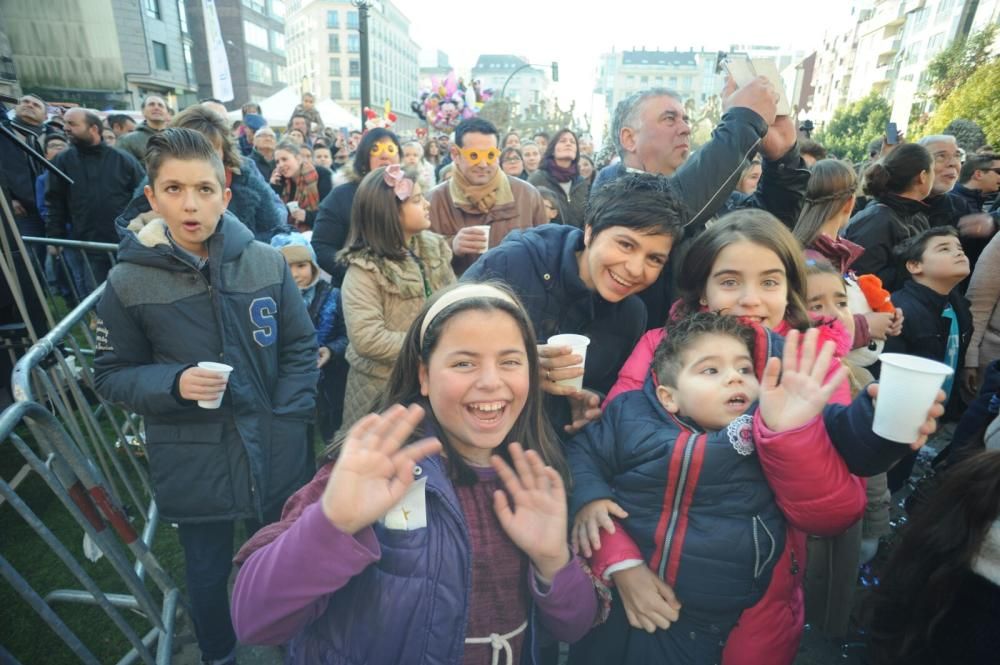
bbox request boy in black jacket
[93,128,317,665]
[885,226,972,488]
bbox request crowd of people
[2,77,1000,665]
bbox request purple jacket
[231,453,601,664]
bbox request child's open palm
[321,404,442,535]
[759,329,849,433]
[492,443,571,583]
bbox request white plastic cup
[547,334,591,390]
[286,201,300,213]
[470,225,490,253]
[196,361,233,409]
[873,353,953,443]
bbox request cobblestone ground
[175,435,952,665]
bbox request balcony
[879,37,903,58]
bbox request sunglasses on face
[459,147,501,166]
[370,142,398,157]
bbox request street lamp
[352,0,372,129]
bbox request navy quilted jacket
[569,376,785,625]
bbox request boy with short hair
[886,226,973,416]
[93,127,318,665]
[312,144,333,170]
[568,312,891,663]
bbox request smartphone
[886,122,898,144]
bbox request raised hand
[612,564,682,633]
[759,115,798,161]
[321,404,442,535]
[492,443,570,583]
[572,498,629,558]
[758,328,849,433]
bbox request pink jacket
[591,317,864,665]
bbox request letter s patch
[249,297,277,347]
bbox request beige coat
[965,232,1000,377]
[428,173,547,275]
[339,231,455,428]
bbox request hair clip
[383,163,414,201]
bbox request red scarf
[282,160,321,213]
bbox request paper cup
[470,225,490,253]
[286,201,300,213]
[547,334,591,390]
[873,353,952,443]
[196,361,233,409]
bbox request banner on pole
[202,0,234,102]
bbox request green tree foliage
[925,59,1000,148]
[814,92,891,163]
[923,24,998,106]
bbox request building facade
[471,54,549,121]
[185,0,287,108]
[810,0,984,133]
[285,0,419,129]
[1,0,197,109]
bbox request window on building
[242,0,266,13]
[348,34,359,53]
[145,0,161,19]
[350,79,360,99]
[270,0,285,19]
[183,41,195,83]
[275,64,286,82]
[244,20,269,50]
[347,10,359,29]
[327,10,339,28]
[329,57,340,75]
[349,59,360,76]
[177,0,188,32]
[668,76,677,88]
[911,7,929,30]
[152,41,169,70]
[248,58,273,84]
[271,31,285,54]
[926,32,945,55]
[328,34,340,52]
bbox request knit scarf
[450,164,511,214]
[283,160,321,212]
[9,118,45,178]
[542,156,578,183]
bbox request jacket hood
[271,232,321,288]
[114,192,254,268]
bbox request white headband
[419,284,519,343]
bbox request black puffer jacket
[93,202,318,523]
[528,169,590,228]
[844,194,934,292]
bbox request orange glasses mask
[370,142,399,157]
[458,146,502,166]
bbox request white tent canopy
[227,87,361,131]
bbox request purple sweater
[231,459,601,664]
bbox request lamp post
[353,0,372,130]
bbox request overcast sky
[391,0,857,134]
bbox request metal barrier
[0,399,179,664]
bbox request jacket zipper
[752,515,777,579]
[657,418,703,580]
[170,247,262,514]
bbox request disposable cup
[286,201,300,213]
[873,353,953,443]
[470,225,490,253]
[546,334,591,391]
[196,361,233,409]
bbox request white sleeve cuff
[602,558,644,580]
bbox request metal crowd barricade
[0,400,179,665]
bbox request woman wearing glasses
[311,128,402,285]
[528,128,591,228]
[428,118,548,276]
[500,147,528,180]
